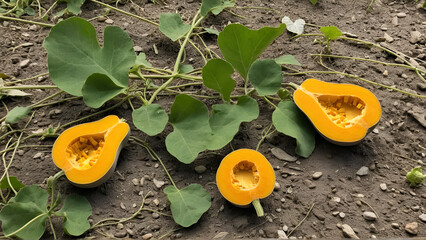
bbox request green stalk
[0,15,53,28]
[252,199,264,217]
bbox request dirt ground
[1,0,426,239]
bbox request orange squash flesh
[52,115,129,188]
[293,79,381,146]
[216,149,275,207]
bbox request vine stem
[0,15,54,28]
[90,0,159,26]
[288,203,315,237]
[252,199,264,217]
[5,72,49,85]
[256,124,275,152]
[3,213,48,238]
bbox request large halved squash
[52,115,129,188]
[293,78,381,146]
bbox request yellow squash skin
[293,79,381,146]
[216,149,275,206]
[52,115,130,188]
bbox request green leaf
[135,53,152,68]
[132,104,169,136]
[5,106,31,124]
[277,89,292,101]
[44,17,135,96]
[218,23,286,80]
[0,72,10,78]
[0,176,25,191]
[320,26,342,41]
[406,166,425,187]
[165,95,211,164]
[164,184,211,227]
[159,13,191,42]
[178,64,194,73]
[281,16,305,35]
[275,55,301,66]
[200,0,221,16]
[23,6,35,16]
[211,0,235,15]
[248,59,283,96]
[272,101,315,158]
[55,194,92,236]
[208,96,259,150]
[81,73,126,108]
[310,0,318,5]
[202,58,235,102]
[67,0,84,15]
[55,8,67,17]
[204,27,220,35]
[0,185,48,240]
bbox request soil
[1,0,426,239]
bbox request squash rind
[293,79,381,146]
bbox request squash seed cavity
[317,95,365,128]
[231,161,260,190]
[66,134,105,169]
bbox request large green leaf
[200,0,221,16]
[208,96,259,150]
[159,13,190,42]
[217,23,286,80]
[164,184,211,227]
[43,17,135,96]
[81,73,126,108]
[165,95,211,164]
[5,106,31,124]
[0,176,25,191]
[202,58,235,102]
[67,0,85,15]
[0,185,48,240]
[248,59,283,96]
[132,104,169,136]
[55,194,92,236]
[272,101,315,158]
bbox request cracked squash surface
[52,115,129,188]
[294,79,381,146]
[216,149,275,206]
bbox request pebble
[120,202,126,210]
[417,83,426,91]
[372,128,379,134]
[304,179,316,189]
[392,16,398,26]
[142,233,153,240]
[396,12,406,18]
[341,224,359,239]
[369,224,377,233]
[114,230,127,238]
[194,165,207,174]
[117,223,124,229]
[153,198,160,206]
[312,172,323,180]
[380,183,387,191]
[339,212,346,218]
[419,213,426,222]
[132,178,139,186]
[213,232,229,239]
[410,31,423,44]
[391,223,400,229]
[383,33,394,43]
[274,182,281,191]
[153,178,165,189]
[134,46,143,52]
[383,70,388,77]
[405,222,418,235]
[356,166,369,176]
[271,148,298,162]
[126,228,135,236]
[19,59,30,68]
[105,18,114,24]
[152,212,160,219]
[362,211,377,221]
[283,225,289,231]
[277,230,288,239]
[33,152,43,159]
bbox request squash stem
[252,199,264,217]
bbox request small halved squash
[216,149,275,216]
[52,115,130,188]
[293,78,381,145]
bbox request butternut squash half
[52,115,130,188]
[293,79,381,146]
[216,149,275,216]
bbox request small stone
[277,230,288,239]
[33,152,43,159]
[332,211,339,216]
[114,230,127,238]
[274,182,281,191]
[29,25,39,31]
[405,222,418,235]
[339,212,346,218]
[153,178,165,189]
[304,179,316,189]
[383,33,394,43]
[362,211,377,221]
[341,224,359,239]
[412,205,420,211]
[312,172,323,180]
[132,178,139,186]
[380,183,387,191]
[105,18,114,24]
[97,16,107,22]
[356,166,369,176]
[126,228,135,236]
[332,197,341,203]
[369,223,377,233]
[134,46,143,52]
[152,212,160,219]
[194,165,207,174]
[120,202,126,210]
[142,233,153,240]
[372,128,379,134]
[117,223,124,229]
[419,214,426,222]
[392,16,398,26]
[391,223,400,229]
[213,232,229,239]
[271,148,298,162]
[19,59,30,68]
[417,83,426,91]
[153,198,160,206]
[410,31,423,44]
[383,70,388,76]
[396,12,406,18]
[283,225,289,231]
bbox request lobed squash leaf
[178,64,194,74]
[81,73,127,108]
[132,104,169,136]
[320,26,342,41]
[281,16,305,35]
[159,13,191,42]
[217,23,286,80]
[5,106,32,124]
[134,53,152,68]
[0,176,25,191]
[202,58,235,102]
[275,55,301,66]
[164,184,211,227]
[43,17,135,97]
[272,101,315,158]
[248,59,283,96]
[201,0,235,16]
[54,194,92,236]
